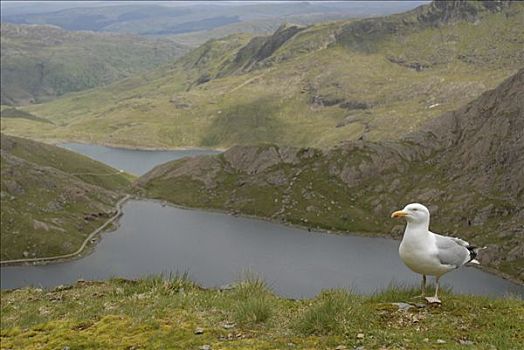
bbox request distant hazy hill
[1,2,427,45]
[138,69,524,281]
[6,1,522,149]
[0,135,132,260]
[0,23,186,105]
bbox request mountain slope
[4,1,522,149]
[138,69,524,281]
[0,135,132,260]
[0,23,186,105]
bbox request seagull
[391,203,480,304]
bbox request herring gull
[391,203,480,304]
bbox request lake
[60,143,221,175]
[1,145,522,298]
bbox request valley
[1,1,522,149]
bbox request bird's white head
[391,203,430,226]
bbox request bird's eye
[412,208,418,211]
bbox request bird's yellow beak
[391,210,408,219]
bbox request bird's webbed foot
[424,296,442,304]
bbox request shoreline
[135,196,524,287]
[53,138,226,152]
[0,132,226,152]
[2,196,522,288]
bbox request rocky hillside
[138,69,524,281]
[3,1,523,148]
[0,135,132,260]
[0,23,186,105]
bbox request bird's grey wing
[447,236,469,247]
[433,233,470,268]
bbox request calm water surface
[60,143,221,175]
[1,145,522,298]
[2,200,522,298]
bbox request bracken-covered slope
[138,69,524,281]
[2,1,523,148]
[0,135,132,260]
[0,23,186,105]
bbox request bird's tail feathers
[466,246,486,265]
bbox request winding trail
[0,195,131,266]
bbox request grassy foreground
[1,276,523,349]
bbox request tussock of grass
[295,290,354,336]
[234,295,273,325]
[233,272,272,300]
[232,272,274,325]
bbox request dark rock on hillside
[339,101,371,110]
[229,24,304,72]
[386,56,431,72]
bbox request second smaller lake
[60,143,221,175]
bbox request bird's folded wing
[434,233,470,268]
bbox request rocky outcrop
[408,68,524,198]
[229,24,304,72]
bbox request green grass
[2,3,522,149]
[1,277,522,349]
[294,290,355,336]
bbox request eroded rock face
[138,155,223,190]
[232,24,304,71]
[409,69,524,202]
[224,145,282,175]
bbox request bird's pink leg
[411,275,426,299]
[425,276,442,304]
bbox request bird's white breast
[399,226,451,276]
